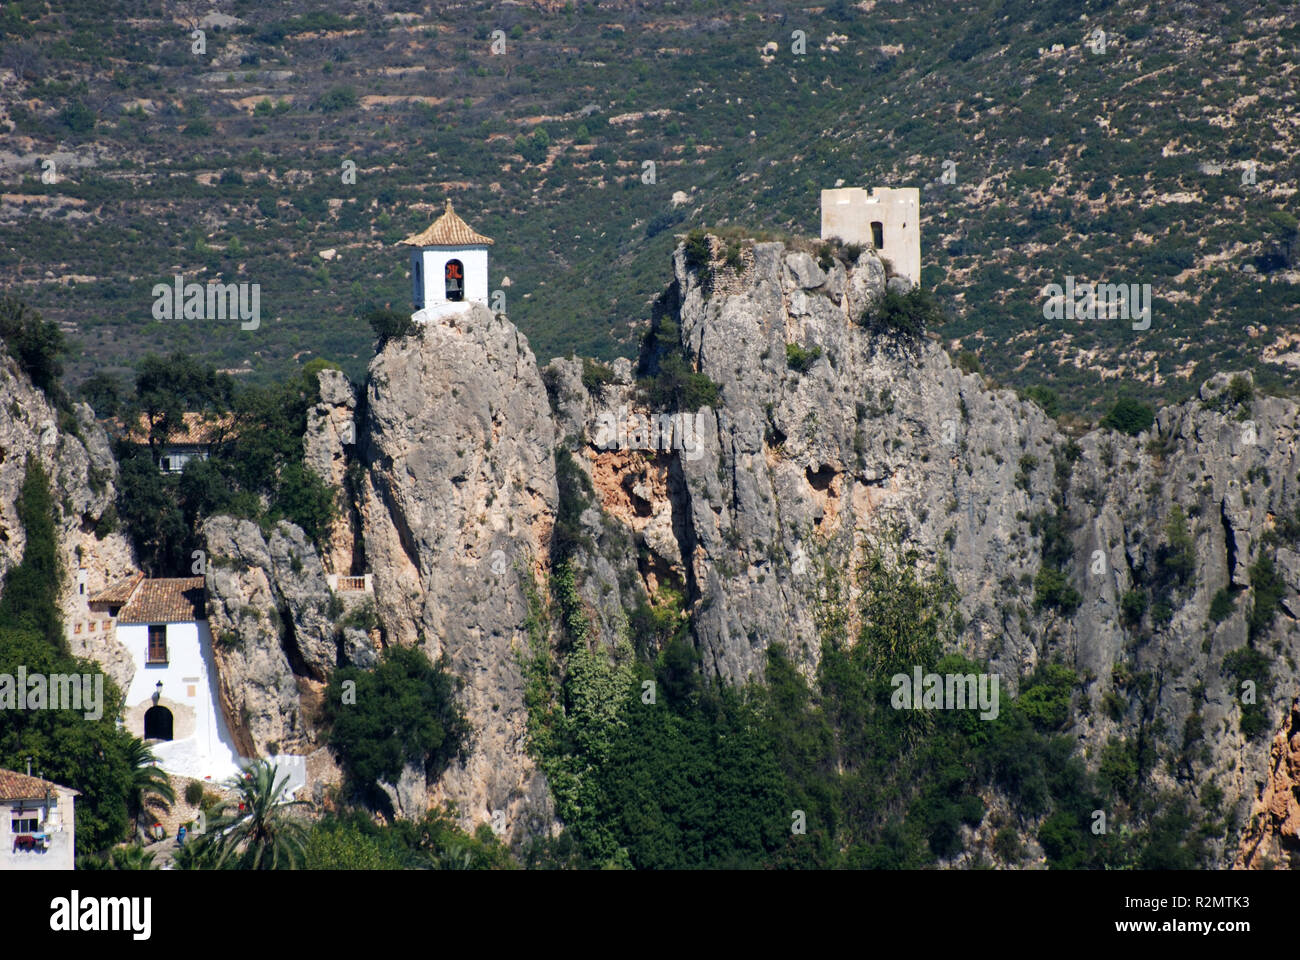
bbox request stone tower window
[871,222,884,249]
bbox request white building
[0,767,77,870]
[94,576,243,783]
[400,199,494,322]
[821,186,921,288]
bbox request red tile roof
[122,412,235,446]
[400,199,494,247]
[117,576,206,624]
[0,768,77,801]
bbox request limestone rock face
[360,303,557,837]
[200,516,334,757]
[1236,701,1300,868]
[542,239,1300,866]
[10,235,1294,868]
[304,368,358,575]
[0,355,136,679]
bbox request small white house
[0,767,77,870]
[401,199,493,321]
[104,576,243,783]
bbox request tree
[1100,396,1155,436]
[365,305,416,347]
[79,371,125,418]
[192,761,309,870]
[124,738,175,837]
[323,646,470,805]
[128,352,234,459]
[0,458,64,647]
[0,296,66,400]
[115,452,191,576]
[1022,384,1061,419]
[857,287,943,342]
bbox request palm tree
[77,843,157,870]
[110,843,158,870]
[202,760,308,869]
[124,738,175,837]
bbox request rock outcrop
[359,303,558,839]
[304,367,358,576]
[201,516,340,757]
[0,353,136,680]
[16,232,1289,867]
[535,237,1300,866]
[1235,699,1300,868]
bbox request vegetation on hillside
[6,0,1294,415]
[107,353,339,574]
[520,526,1221,868]
[0,458,150,853]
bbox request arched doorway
[444,259,464,301]
[144,705,173,741]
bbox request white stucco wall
[412,245,489,316]
[821,186,921,287]
[1,790,76,870]
[119,620,242,783]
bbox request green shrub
[1247,554,1285,641]
[1100,397,1155,436]
[1121,589,1148,626]
[1222,645,1272,739]
[318,86,358,112]
[59,100,96,133]
[580,358,616,393]
[1033,564,1081,616]
[785,342,822,373]
[857,287,942,342]
[366,306,416,347]
[0,297,66,401]
[1022,384,1061,418]
[1208,587,1236,623]
[682,229,710,273]
[323,646,470,804]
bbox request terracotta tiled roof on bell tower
[400,199,494,247]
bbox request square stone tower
[820,186,920,287]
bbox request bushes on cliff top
[1100,396,1155,436]
[0,296,66,404]
[366,305,416,347]
[857,287,941,342]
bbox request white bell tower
[400,199,493,322]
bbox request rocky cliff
[8,232,1295,866]
[358,304,559,838]
[265,235,1296,861]
[0,353,136,688]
